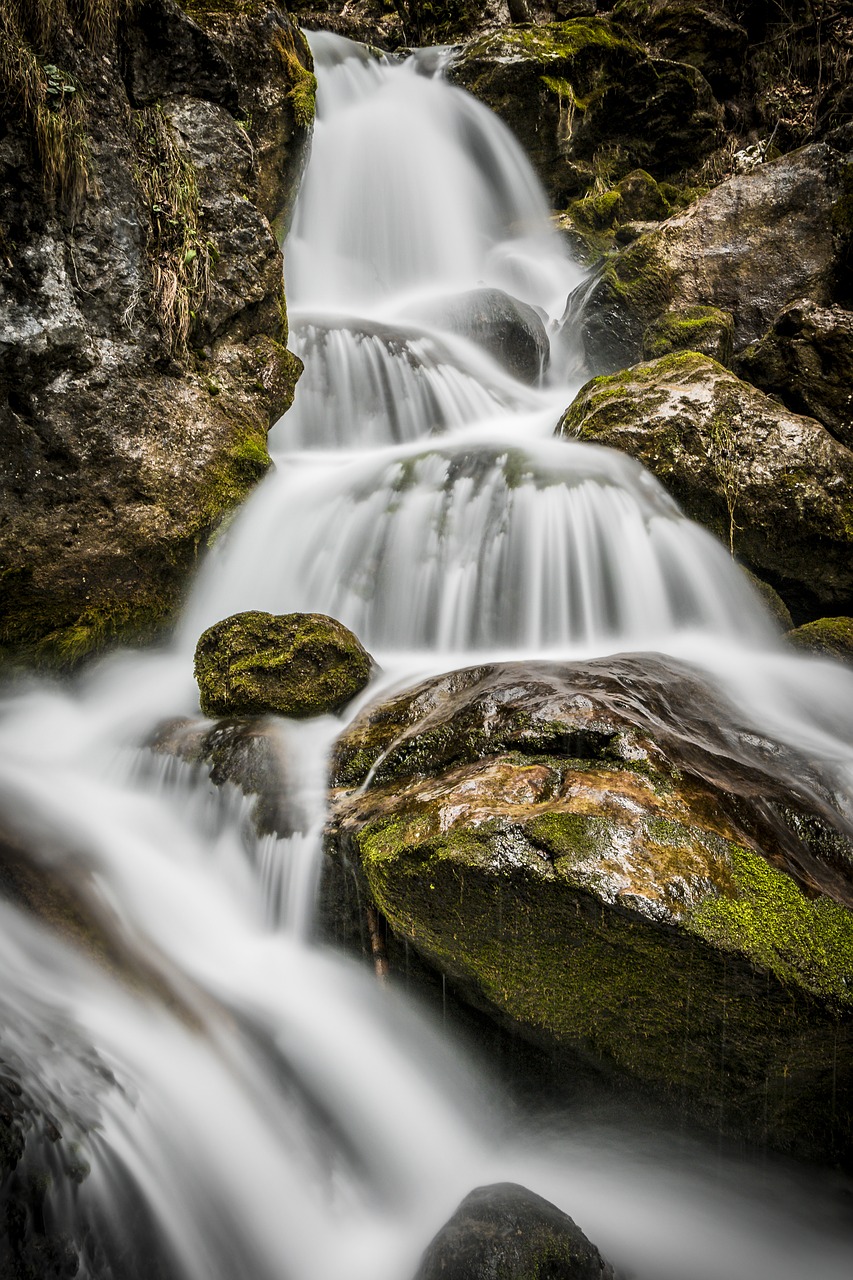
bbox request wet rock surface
[558,352,853,623]
[573,144,846,373]
[0,1,312,669]
[415,1182,617,1280]
[194,610,374,719]
[411,288,550,384]
[328,657,853,1164]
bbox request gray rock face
[574,144,846,373]
[415,1183,617,1280]
[0,1,312,668]
[737,300,853,450]
[558,352,853,622]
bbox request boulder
[573,144,845,373]
[415,1183,616,1280]
[557,352,853,622]
[736,300,853,450]
[327,657,853,1164]
[787,617,853,664]
[642,304,734,362]
[411,288,550,383]
[148,715,294,836]
[0,1,312,670]
[194,611,373,719]
[613,0,749,99]
[446,18,722,206]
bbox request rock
[415,1183,616,1280]
[148,714,294,835]
[736,300,853,450]
[327,657,853,1164]
[557,168,675,263]
[446,18,722,206]
[557,352,853,622]
[194,611,373,719]
[574,144,845,373]
[412,288,550,383]
[787,617,853,664]
[614,0,749,99]
[642,304,734,362]
[739,565,793,631]
[0,2,312,669]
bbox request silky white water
[2,28,853,1280]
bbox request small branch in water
[366,905,390,985]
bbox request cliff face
[0,0,313,668]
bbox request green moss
[567,188,622,233]
[643,305,734,363]
[194,610,373,718]
[787,616,853,663]
[506,18,638,61]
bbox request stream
[2,29,853,1280]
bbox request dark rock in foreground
[195,611,373,719]
[412,288,550,384]
[415,1183,616,1280]
[328,657,853,1165]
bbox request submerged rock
[194,611,373,719]
[0,1,312,669]
[411,288,550,384]
[415,1182,616,1280]
[573,144,845,373]
[558,352,853,622]
[446,18,722,206]
[328,657,853,1164]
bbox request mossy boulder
[195,611,373,719]
[737,300,853,450]
[558,352,853,623]
[614,0,749,99]
[415,1183,616,1280]
[574,144,845,373]
[0,0,311,670]
[328,657,853,1164]
[446,18,722,206]
[787,617,853,664]
[557,169,675,263]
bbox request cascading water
[3,28,853,1280]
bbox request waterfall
[2,29,853,1280]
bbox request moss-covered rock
[574,144,845,373]
[643,304,734,363]
[614,0,749,99]
[415,1183,616,1280]
[737,300,853,450]
[0,1,311,671]
[446,18,722,206]
[557,351,853,621]
[195,611,373,719]
[328,657,853,1164]
[787,617,853,664]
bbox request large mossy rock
[787,617,853,665]
[573,143,846,373]
[613,0,748,99]
[737,300,853,450]
[446,18,722,206]
[558,352,853,622]
[415,1183,616,1280]
[327,657,853,1164]
[194,611,373,719]
[0,1,312,670]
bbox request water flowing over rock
[328,657,853,1164]
[558,352,853,623]
[0,0,311,668]
[194,610,374,718]
[572,143,847,373]
[446,18,723,205]
[414,1182,617,1280]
